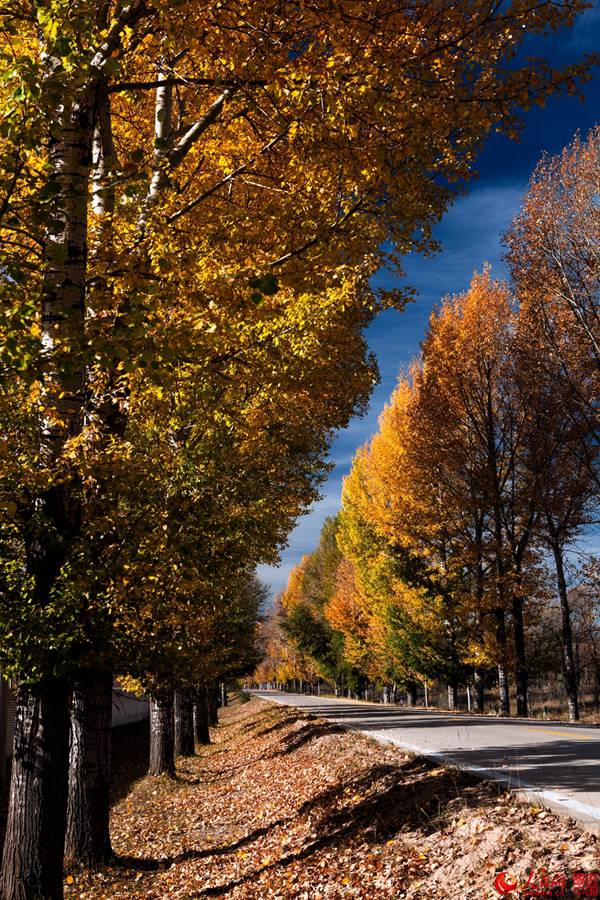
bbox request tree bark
[512,595,528,717]
[221,683,228,707]
[1,88,94,899]
[193,689,210,745]
[487,382,511,719]
[551,539,580,721]
[65,673,113,867]
[473,668,485,714]
[174,689,195,757]
[447,683,458,710]
[495,608,510,716]
[406,680,417,707]
[0,675,9,791]
[1,678,71,900]
[207,684,219,727]
[149,692,175,777]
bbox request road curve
[255,690,600,828]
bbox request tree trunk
[0,676,9,791]
[65,673,113,868]
[0,81,95,900]
[512,595,528,717]
[1,678,71,900]
[149,692,175,777]
[221,683,228,707]
[487,386,511,719]
[447,683,458,710]
[61,93,117,873]
[473,568,485,714]
[174,689,195,757]
[406,680,417,707]
[207,684,219,727]
[551,539,579,721]
[193,689,210,745]
[473,668,485,714]
[495,608,510,716]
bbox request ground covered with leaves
[71,695,599,899]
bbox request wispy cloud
[568,3,600,51]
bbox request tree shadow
[188,762,485,897]
[178,716,327,783]
[113,762,401,874]
[111,719,150,806]
[113,816,292,872]
[236,708,290,733]
[250,712,309,742]
[265,720,347,758]
[114,754,479,894]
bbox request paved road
[255,691,600,827]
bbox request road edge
[257,692,600,833]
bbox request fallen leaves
[68,697,599,899]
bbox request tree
[280,517,351,691]
[0,2,593,894]
[344,273,545,715]
[343,410,473,707]
[411,274,524,713]
[507,128,600,720]
[506,126,600,489]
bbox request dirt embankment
[72,695,600,899]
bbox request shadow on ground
[111,719,150,806]
[114,747,492,898]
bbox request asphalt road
[255,690,600,827]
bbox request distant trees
[279,517,357,693]
[263,128,599,724]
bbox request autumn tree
[344,404,474,708]
[507,128,600,720]
[0,2,594,895]
[506,126,600,487]
[279,516,354,692]
[337,273,549,716]
[412,275,529,714]
[64,281,377,792]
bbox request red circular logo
[494,872,518,895]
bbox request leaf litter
[69,696,599,899]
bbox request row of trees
[258,127,600,725]
[0,2,593,896]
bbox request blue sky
[258,5,600,598]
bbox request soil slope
[71,695,600,899]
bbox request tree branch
[167,87,237,169]
[167,125,291,224]
[269,199,366,269]
[108,77,265,93]
[90,0,148,72]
